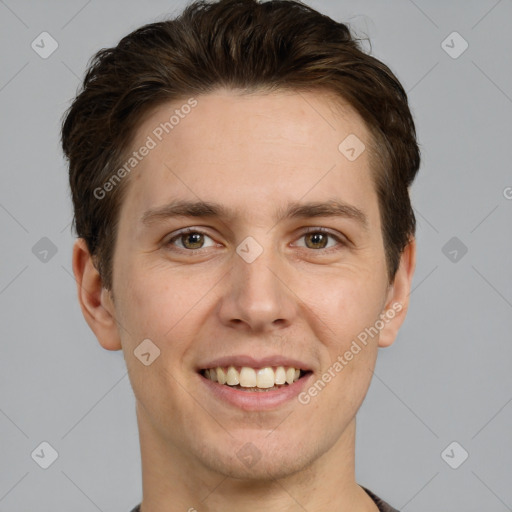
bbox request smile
[198,362,313,411]
[201,365,308,391]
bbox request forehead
[119,89,379,228]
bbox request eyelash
[164,227,347,254]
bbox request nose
[217,243,298,332]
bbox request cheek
[311,273,384,397]
[116,260,218,364]
[116,267,202,419]
[120,253,166,311]
[319,272,386,342]
[114,261,178,345]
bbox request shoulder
[361,485,401,512]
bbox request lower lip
[198,372,313,411]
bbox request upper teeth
[204,366,301,388]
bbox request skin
[73,88,415,512]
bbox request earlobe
[378,238,416,348]
[72,238,122,351]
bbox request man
[62,0,419,510]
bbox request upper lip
[196,355,312,371]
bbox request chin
[195,434,317,481]
[211,454,312,482]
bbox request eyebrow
[140,198,368,230]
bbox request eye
[164,227,347,253]
[165,228,217,251]
[293,227,346,252]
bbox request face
[82,89,412,481]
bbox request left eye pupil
[183,232,203,249]
[306,233,328,249]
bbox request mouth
[197,363,314,411]
[200,365,312,392]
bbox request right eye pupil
[305,232,328,249]
[182,232,203,249]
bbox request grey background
[1,0,511,510]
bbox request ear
[72,238,122,351]
[378,237,416,348]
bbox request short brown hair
[61,0,420,291]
